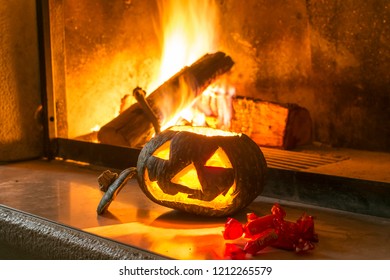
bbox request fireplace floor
[0,159,389,260]
[289,145,390,182]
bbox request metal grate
[261,147,348,171]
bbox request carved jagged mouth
[144,169,237,210]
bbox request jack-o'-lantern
[136,126,267,217]
[97,126,267,217]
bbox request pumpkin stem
[98,170,119,192]
[97,167,137,215]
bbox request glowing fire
[153,0,219,87]
[89,0,235,138]
[152,0,234,131]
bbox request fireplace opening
[34,0,390,217]
[2,0,390,261]
[42,0,389,153]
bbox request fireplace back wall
[62,0,389,152]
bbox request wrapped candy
[223,203,318,258]
[243,228,279,255]
[272,219,299,251]
[223,217,243,240]
[244,214,275,238]
[271,203,286,218]
[273,210,319,252]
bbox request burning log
[98,52,234,148]
[231,97,312,150]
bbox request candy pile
[223,204,319,259]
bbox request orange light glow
[84,222,227,260]
[205,147,232,168]
[152,140,171,160]
[144,169,237,210]
[169,125,240,137]
[171,163,203,191]
[151,136,234,193]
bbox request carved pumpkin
[136,126,267,217]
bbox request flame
[154,0,219,86]
[198,83,236,129]
[91,124,100,132]
[151,0,225,130]
[90,0,235,138]
[83,1,235,140]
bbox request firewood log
[230,97,312,150]
[98,52,234,148]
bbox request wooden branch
[98,52,234,148]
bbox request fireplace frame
[36,0,390,219]
[36,0,140,166]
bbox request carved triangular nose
[170,163,203,191]
[205,147,232,168]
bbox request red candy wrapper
[271,203,286,218]
[223,218,243,240]
[296,213,318,243]
[243,228,279,255]
[272,219,299,251]
[244,214,275,238]
[223,203,319,258]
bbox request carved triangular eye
[171,163,203,191]
[152,140,171,160]
[204,147,232,168]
